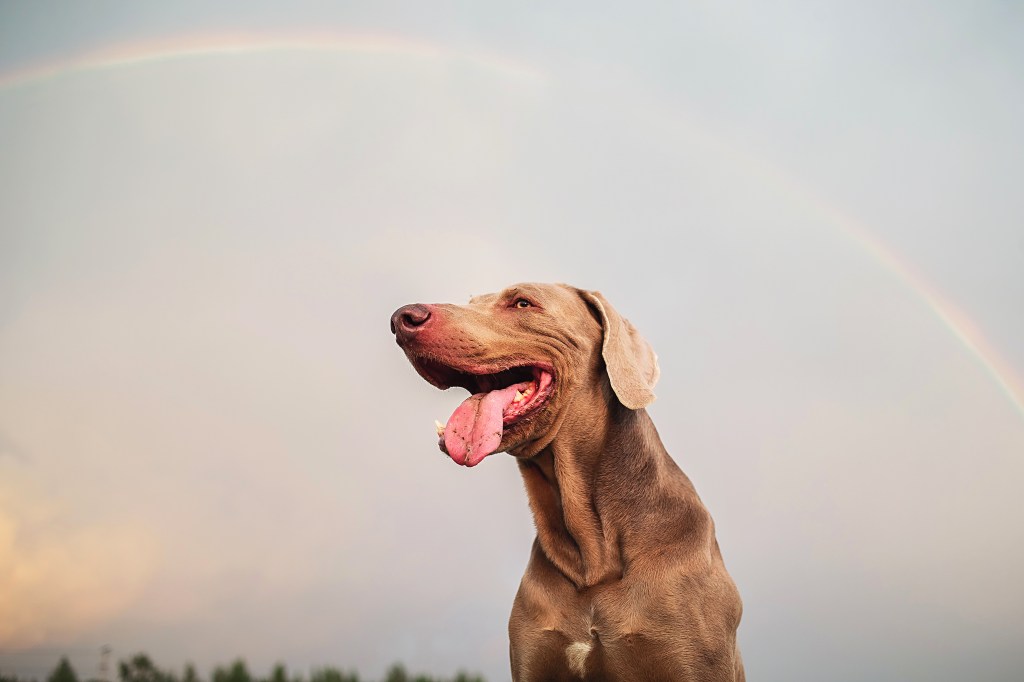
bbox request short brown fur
[392,283,743,681]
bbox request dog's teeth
[514,390,525,402]
[435,420,445,436]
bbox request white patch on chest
[565,641,592,677]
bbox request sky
[1,2,1023,681]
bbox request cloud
[0,462,159,649]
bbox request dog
[391,283,743,681]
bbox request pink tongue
[444,382,530,467]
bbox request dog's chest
[513,590,677,680]
[511,577,739,681]
[513,617,708,682]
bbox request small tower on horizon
[98,646,112,682]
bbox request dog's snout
[390,304,432,338]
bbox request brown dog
[391,283,743,681]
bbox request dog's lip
[406,352,555,392]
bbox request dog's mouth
[409,356,555,467]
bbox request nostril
[390,304,432,336]
[402,306,430,328]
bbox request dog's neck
[518,398,670,589]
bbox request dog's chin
[500,427,536,459]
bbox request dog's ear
[579,290,660,410]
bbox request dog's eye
[514,298,533,309]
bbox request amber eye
[514,298,533,309]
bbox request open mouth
[409,356,555,467]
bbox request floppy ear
[579,290,660,410]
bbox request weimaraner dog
[391,283,743,681]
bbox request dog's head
[391,283,659,466]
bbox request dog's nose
[390,304,432,337]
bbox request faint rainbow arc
[772,164,1024,421]
[0,30,547,91]
[649,109,1024,420]
[651,111,1024,419]
[0,33,1021,420]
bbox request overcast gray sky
[1,2,1023,681]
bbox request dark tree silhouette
[382,666,407,682]
[47,658,79,682]
[211,660,250,682]
[13,654,482,682]
[308,667,358,682]
[119,655,176,682]
[265,664,287,682]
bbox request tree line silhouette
[0,654,485,682]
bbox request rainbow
[0,29,547,91]
[1,30,1021,421]
[766,161,1024,422]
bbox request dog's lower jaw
[507,429,557,461]
[506,390,582,462]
